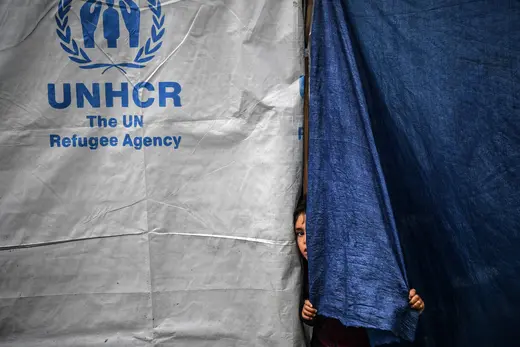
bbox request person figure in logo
[103,0,120,48]
[293,195,425,347]
[80,0,102,48]
[120,0,141,48]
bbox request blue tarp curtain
[307,1,520,346]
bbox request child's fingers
[409,295,424,311]
[412,301,424,310]
[303,306,317,314]
[409,295,421,305]
[410,295,422,305]
[302,310,314,320]
[303,304,316,311]
[409,289,416,299]
[303,299,317,319]
[303,306,317,316]
[304,302,317,313]
[303,309,317,320]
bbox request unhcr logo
[50,0,182,109]
[55,0,165,74]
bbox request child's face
[294,212,307,259]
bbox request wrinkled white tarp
[0,1,305,345]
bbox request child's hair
[293,194,307,227]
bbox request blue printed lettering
[49,134,118,150]
[173,135,181,149]
[122,133,134,148]
[122,134,181,150]
[78,136,88,147]
[108,117,117,127]
[88,137,99,150]
[87,115,117,128]
[48,84,71,109]
[133,82,154,108]
[133,136,142,150]
[50,134,61,147]
[87,115,97,127]
[122,115,143,128]
[159,82,182,107]
[47,82,182,109]
[77,83,101,108]
[153,136,163,146]
[106,82,129,107]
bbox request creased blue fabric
[308,1,520,347]
[307,0,418,345]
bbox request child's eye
[297,231,304,237]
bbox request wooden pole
[303,0,313,195]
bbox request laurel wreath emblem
[55,0,165,74]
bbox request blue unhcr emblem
[56,0,165,74]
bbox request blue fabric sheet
[307,0,419,344]
[307,1,520,346]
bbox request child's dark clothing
[303,314,370,347]
[301,262,370,347]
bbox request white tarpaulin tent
[0,0,305,345]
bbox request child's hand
[302,299,317,320]
[409,289,425,313]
